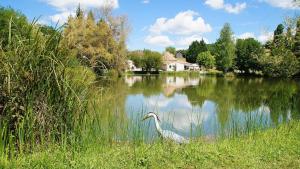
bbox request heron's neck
[153,116,163,134]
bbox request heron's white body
[144,112,189,144]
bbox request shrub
[197,51,215,69]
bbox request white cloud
[177,35,209,47]
[144,34,209,48]
[43,0,119,25]
[224,3,247,14]
[204,0,247,14]
[142,0,150,4]
[235,31,273,43]
[144,35,175,46]
[204,0,224,9]
[237,32,255,39]
[44,0,119,11]
[257,31,273,43]
[49,11,75,24]
[261,0,299,9]
[149,10,212,35]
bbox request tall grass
[0,18,94,157]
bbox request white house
[127,60,142,72]
[185,63,200,71]
[162,52,187,71]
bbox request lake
[96,75,300,142]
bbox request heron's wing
[161,130,189,144]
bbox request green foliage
[196,51,215,69]
[0,7,94,155]
[186,40,208,63]
[165,46,176,55]
[294,18,300,59]
[260,48,299,77]
[128,51,143,67]
[235,38,263,73]
[128,50,162,71]
[273,24,285,47]
[142,50,162,71]
[259,23,300,77]
[286,27,294,50]
[176,49,187,58]
[215,23,236,72]
[0,7,29,47]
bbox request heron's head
[142,112,160,122]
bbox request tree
[196,51,215,69]
[215,23,236,72]
[286,27,294,50]
[62,6,130,76]
[235,38,263,73]
[273,24,285,47]
[142,50,162,71]
[128,51,143,67]
[76,4,84,18]
[294,18,300,59]
[259,25,300,77]
[165,46,176,55]
[186,40,207,63]
[176,49,187,58]
[260,49,299,77]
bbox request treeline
[173,19,300,77]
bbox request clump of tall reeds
[0,17,94,155]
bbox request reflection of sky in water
[126,93,219,138]
[126,93,275,139]
[124,76,296,139]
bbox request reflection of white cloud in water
[228,104,272,128]
[124,76,142,87]
[145,94,216,132]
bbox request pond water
[99,75,300,141]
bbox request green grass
[2,121,299,169]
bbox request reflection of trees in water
[263,80,298,124]
[92,79,129,141]
[291,87,300,119]
[181,77,300,126]
[120,75,299,130]
[128,76,163,97]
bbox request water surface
[99,75,300,141]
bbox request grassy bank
[2,120,299,169]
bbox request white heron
[142,112,189,144]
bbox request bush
[143,50,162,71]
[197,51,215,69]
[260,49,300,77]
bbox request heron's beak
[142,115,149,121]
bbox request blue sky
[1,0,299,51]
